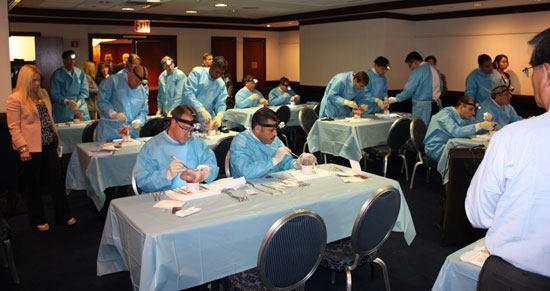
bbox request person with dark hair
[425,55,448,106]
[134,104,218,193]
[157,56,187,117]
[183,56,228,130]
[230,107,316,179]
[466,28,550,291]
[113,53,130,74]
[235,75,267,108]
[423,96,495,163]
[96,62,110,86]
[318,71,369,118]
[50,50,90,122]
[388,51,443,125]
[493,54,511,87]
[475,83,522,130]
[364,56,390,114]
[268,77,300,106]
[465,54,502,104]
[95,56,149,142]
[192,52,214,72]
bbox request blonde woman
[7,65,76,231]
[82,61,99,119]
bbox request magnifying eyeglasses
[162,59,173,66]
[522,66,533,78]
[258,121,285,129]
[173,116,201,132]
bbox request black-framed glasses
[173,116,201,132]
[522,66,534,78]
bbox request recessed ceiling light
[267,24,271,27]
[215,3,227,7]
[122,7,135,11]
[473,2,482,7]
[186,10,198,14]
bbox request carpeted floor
[0,154,466,291]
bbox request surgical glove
[282,93,290,98]
[360,104,368,111]
[199,107,212,122]
[259,98,268,105]
[71,100,81,111]
[272,147,291,166]
[180,169,202,183]
[213,112,224,128]
[344,100,358,108]
[131,120,141,129]
[291,95,300,102]
[297,153,317,168]
[109,110,127,122]
[197,165,211,182]
[375,98,386,109]
[167,110,173,118]
[388,97,397,104]
[483,112,493,122]
[167,158,186,180]
[476,121,497,131]
[155,109,162,117]
[249,93,260,100]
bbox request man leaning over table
[423,96,496,163]
[134,105,219,193]
[465,28,550,291]
[230,107,316,180]
[318,71,370,119]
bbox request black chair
[298,107,318,153]
[140,117,171,138]
[81,120,99,143]
[225,151,232,178]
[313,103,320,116]
[212,136,234,179]
[228,209,327,291]
[320,186,400,291]
[0,217,20,284]
[275,105,291,146]
[370,117,411,180]
[409,118,438,189]
[130,163,141,195]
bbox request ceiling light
[122,7,135,11]
[267,24,271,27]
[186,10,198,14]
[473,2,482,7]
[215,3,227,7]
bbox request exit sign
[135,20,151,33]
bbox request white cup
[208,129,217,136]
[290,101,296,106]
[73,118,81,124]
[186,183,200,193]
[122,135,131,141]
[301,165,314,175]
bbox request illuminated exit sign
[135,20,151,33]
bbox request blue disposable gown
[50,67,90,123]
[475,98,522,130]
[157,67,187,115]
[230,130,296,179]
[134,131,219,193]
[182,68,227,123]
[319,71,369,119]
[235,87,265,108]
[95,71,149,142]
[268,87,297,106]
[465,69,502,104]
[396,62,443,125]
[363,68,388,114]
[424,106,481,162]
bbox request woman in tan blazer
[7,65,76,231]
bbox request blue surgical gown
[235,87,265,108]
[230,130,296,179]
[134,131,219,193]
[50,67,90,123]
[157,67,187,115]
[319,71,369,119]
[465,69,502,104]
[424,106,480,162]
[182,68,227,123]
[363,68,388,114]
[396,62,443,125]
[95,71,149,142]
[475,97,522,130]
[268,87,297,106]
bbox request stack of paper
[88,151,114,157]
[208,177,246,190]
[460,240,490,267]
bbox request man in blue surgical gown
[364,56,391,114]
[157,56,187,117]
[268,77,300,106]
[50,50,90,123]
[388,51,443,125]
[475,83,522,130]
[235,75,268,108]
[318,71,370,118]
[424,97,495,162]
[230,107,316,179]
[134,105,218,193]
[183,56,228,128]
[95,60,149,142]
[465,54,502,104]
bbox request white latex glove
[291,95,300,102]
[259,98,268,105]
[197,165,211,182]
[167,158,186,180]
[65,99,79,110]
[155,109,162,117]
[297,153,317,168]
[180,169,202,183]
[109,110,128,122]
[388,97,397,104]
[199,107,212,122]
[167,110,173,118]
[272,147,291,166]
[476,121,497,131]
[344,99,358,108]
[483,112,493,122]
[375,98,385,109]
[131,120,141,129]
[72,100,81,111]
[213,112,224,128]
[282,93,290,98]
[360,104,368,111]
[249,93,260,100]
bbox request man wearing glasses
[134,105,218,193]
[230,107,316,179]
[423,96,496,163]
[235,74,267,108]
[475,83,522,130]
[95,54,149,142]
[466,28,550,291]
[157,56,187,117]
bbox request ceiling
[10,0,550,28]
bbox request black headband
[132,66,148,85]
[173,116,201,131]
[257,121,285,129]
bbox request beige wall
[0,4,12,112]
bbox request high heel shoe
[66,217,76,226]
[37,223,49,231]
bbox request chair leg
[302,141,308,154]
[345,266,352,291]
[409,161,422,190]
[4,240,20,284]
[383,154,389,177]
[330,270,336,284]
[296,283,305,291]
[0,240,8,268]
[323,153,327,164]
[426,166,431,184]
[398,154,409,181]
[373,257,390,291]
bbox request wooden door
[99,43,131,66]
[36,36,63,93]
[243,38,266,88]
[212,36,236,92]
